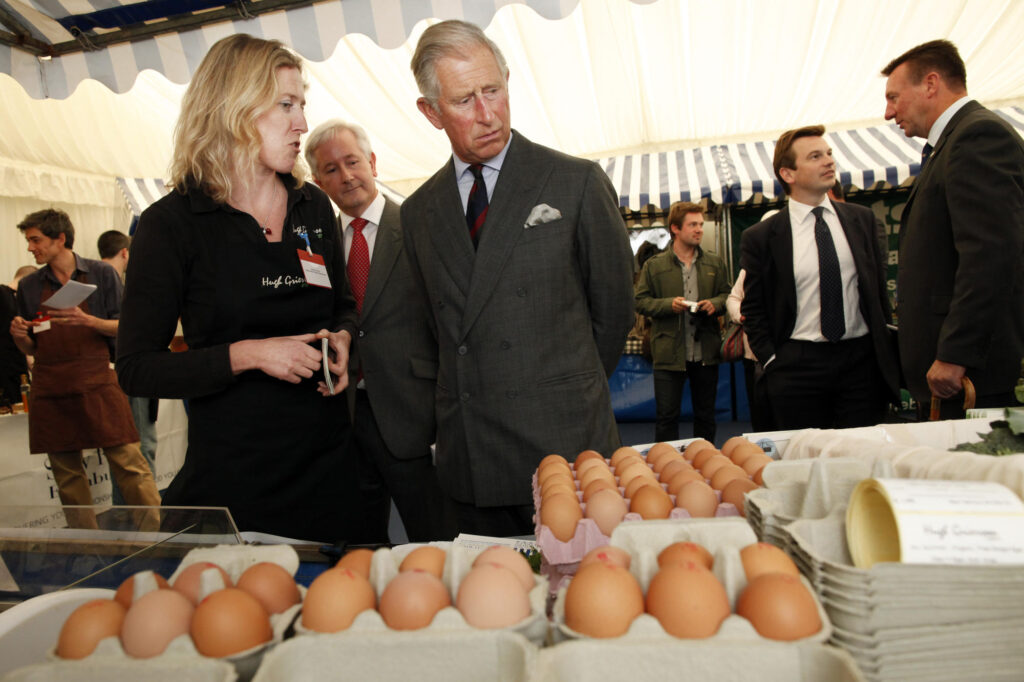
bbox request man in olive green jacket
[635,201,732,442]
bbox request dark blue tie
[813,206,845,342]
[466,163,488,247]
[920,142,933,167]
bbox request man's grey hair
[304,119,374,177]
[411,19,509,109]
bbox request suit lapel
[424,161,476,300]
[459,132,549,339]
[360,198,401,320]
[768,207,796,314]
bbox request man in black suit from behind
[740,125,899,429]
[882,40,1024,418]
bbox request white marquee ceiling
[2,0,1024,201]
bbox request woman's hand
[229,334,322,383]
[316,329,351,396]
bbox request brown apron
[28,275,138,453]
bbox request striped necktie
[465,163,488,247]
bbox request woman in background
[117,34,366,542]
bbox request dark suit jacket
[897,100,1024,403]
[740,202,899,397]
[401,131,635,507]
[347,197,437,459]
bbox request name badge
[297,250,331,289]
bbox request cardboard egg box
[533,446,745,592]
[27,545,303,682]
[531,639,865,682]
[252,629,537,682]
[290,541,549,646]
[549,518,832,646]
[1,653,236,682]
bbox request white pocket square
[524,204,562,228]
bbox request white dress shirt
[927,95,971,147]
[788,197,868,342]
[454,133,513,213]
[341,191,385,263]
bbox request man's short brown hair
[881,39,966,91]
[17,208,75,249]
[773,125,826,195]
[667,201,704,230]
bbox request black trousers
[352,390,458,542]
[653,362,720,443]
[763,336,887,430]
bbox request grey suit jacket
[401,131,635,507]
[897,100,1024,403]
[740,202,899,398]
[347,197,438,459]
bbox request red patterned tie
[347,217,369,313]
[466,163,488,246]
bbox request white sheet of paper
[41,280,97,309]
[321,337,335,395]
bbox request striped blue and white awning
[603,106,1024,209]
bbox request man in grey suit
[307,120,456,541]
[402,20,634,536]
[882,40,1024,418]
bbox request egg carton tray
[0,655,236,682]
[5,545,305,682]
[291,541,549,645]
[549,518,832,645]
[252,629,536,682]
[530,640,864,682]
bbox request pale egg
[57,599,126,659]
[585,488,629,535]
[114,571,170,609]
[120,588,194,658]
[473,546,535,591]
[456,564,531,629]
[674,480,718,517]
[378,570,451,630]
[172,561,232,605]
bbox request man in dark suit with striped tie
[740,126,898,429]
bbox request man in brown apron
[9,209,160,529]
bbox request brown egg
[237,562,301,614]
[624,474,659,499]
[541,479,579,503]
[456,564,531,628]
[580,463,617,490]
[574,450,606,471]
[473,546,535,591]
[652,452,684,475]
[399,545,446,579]
[120,588,194,658]
[613,454,645,475]
[564,562,644,638]
[736,573,822,640]
[578,545,632,570]
[698,454,732,479]
[378,570,451,630]
[753,464,769,486]
[683,438,714,460]
[709,464,748,491]
[336,548,374,579]
[740,542,800,581]
[114,571,170,609]
[191,588,272,657]
[172,562,232,605]
[741,453,774,476]
[721,478,760,516]
[674,480,718,518]
[644,442,678,469]
[629,484,673,520]
[301,567,376,632]
[692,447,724,470]
[57,599,126,659]
[539,453,570,470]
[657,458,690,483]
[610,446,643,468]
[657,542,713,570]
[665,468,706,495]
[540,491,583,542]
[582,477,619,502]
[645,561,730,638]
[617,460,657,489]
[720,435,750,458]
[573,456,607,481]
[729,441,765,467]
[585,488,629,535]
[538,465,574,488]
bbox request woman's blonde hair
[170,34,306,203]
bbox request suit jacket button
[500,340,510,350]
[358,330,365,338]
[458,345,468,356]
[506,389,517,398]
[460,392,470,402]
[438,300,445,308]
[517,288,527,297]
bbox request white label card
[297,250,331,289]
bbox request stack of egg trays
[744,457,892,551]
[787,514,1024,682]
[545,517,865,682]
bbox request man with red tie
[306,120,456,542]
